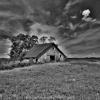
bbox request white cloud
[82,9,90,18]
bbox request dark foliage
[10,34,38,61]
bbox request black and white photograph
[0,0,100,99]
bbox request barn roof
[24,43,66,59]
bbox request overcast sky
[0,0,100,58]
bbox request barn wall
[38,47,65,63]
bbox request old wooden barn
[23,43,66,63]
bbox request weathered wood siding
[38,47,65,63]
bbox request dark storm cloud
[0,0,100,58]
[0,0,68,58]
[61,27,100,57]
[0,0,68,38]
[56,0,100,57]
[0,0,100,37]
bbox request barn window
[52,47,55,50]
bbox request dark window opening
[50,55,55,61]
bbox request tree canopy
[10,33,38,61]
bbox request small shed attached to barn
[23,43,66,63]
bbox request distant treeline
[67,57,100,61]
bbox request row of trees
[9,33,56,61]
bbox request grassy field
[0,61,100,100]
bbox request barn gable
[24,43,66,63]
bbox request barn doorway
[50,55,55,62]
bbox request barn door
[50,55,55,62]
